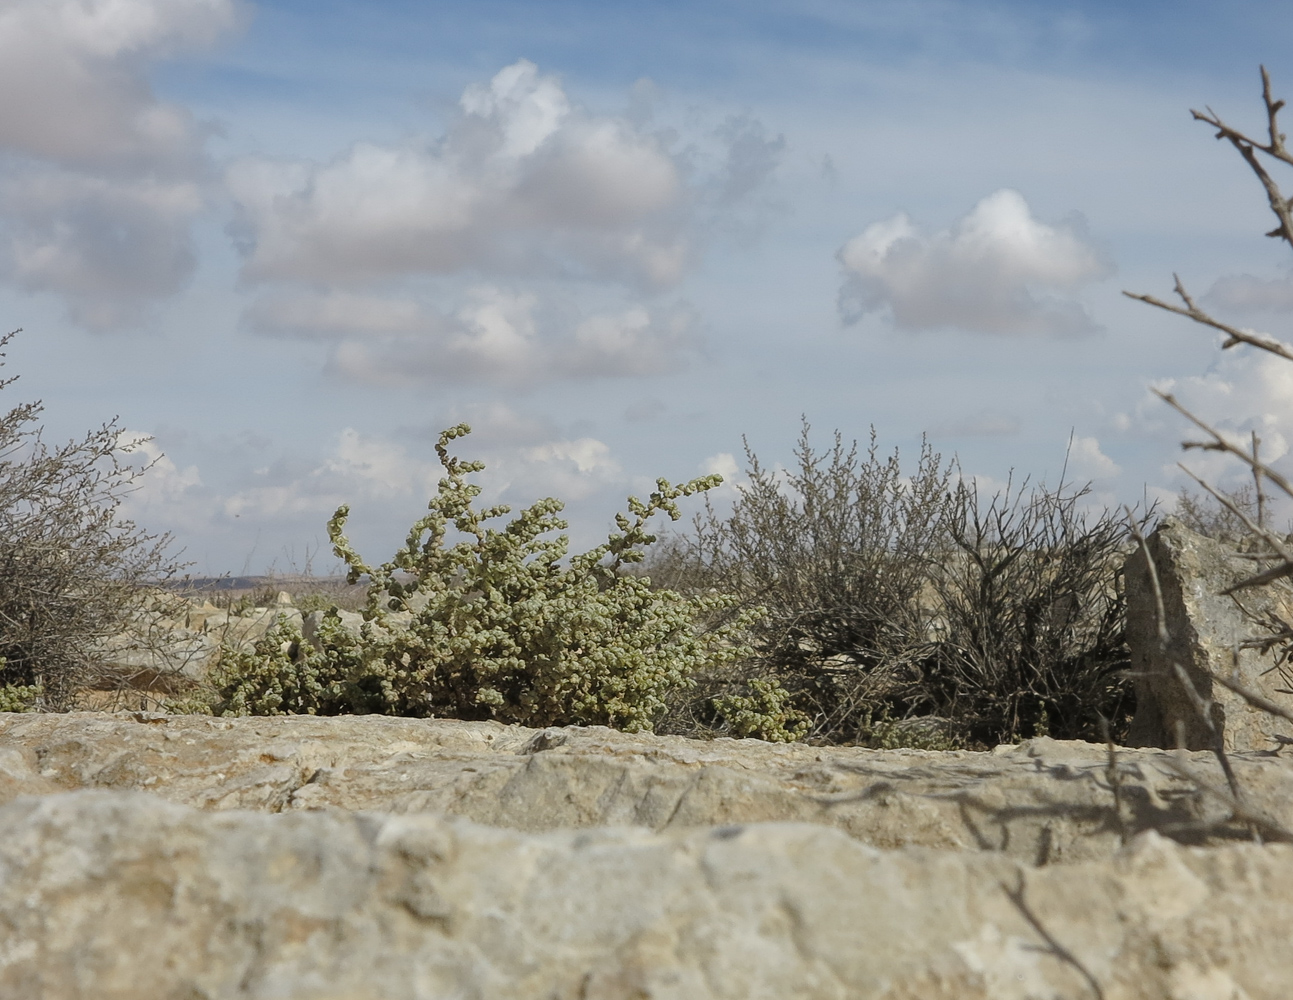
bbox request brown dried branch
[1191,66,1293,247]
[1158,754,1293,843]
[1001,872,1105,1000]
[1211,666,1293,729]
[1125,509,1169,650]
[1175,464,1293,593]
[1252,431,1267,529]
[1158,390,1293,500]
[1123,275,1293,363]
[1098,712,1129,847]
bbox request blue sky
[4,0,1293,575]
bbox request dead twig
[1191,66,1293,248]
[1001,872,1105,1000]
[1158,754,1293,843]
[1124,276,1293,364]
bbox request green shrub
[0,678,41,713]
[712,677,810,742]
[205,424,761,732]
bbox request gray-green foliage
[207,425,764,733]
[649,421,1142,748]
[712,678,809,742]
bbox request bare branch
[1001,873,1105,1000]
[1158,391,1293,499]
[1159,754,1293,842]
[1174,465,1293,593]
[1190,67,1293,248]
[1252,431,1267,530]
[1125,509,1169,651]
[1123,276,1293,364]
[1211,668,1293,729]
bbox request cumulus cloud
[4,170,203,327]
[1206,271,1293,314]
[1065,435,1120,482]
[0,0,240,327]
[228,60,688,289]
[232,60,779,385]
[219,423,625,525]
[1149,348,1293,491]
[837,189,1112,336]
[253,285,698,386]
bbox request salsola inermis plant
[209,424,763,732]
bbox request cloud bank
[0,0,240,327]
[229,61,689,289]
[230,60,780,385]
[837,189,1112,336]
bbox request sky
[4,0,1293,576]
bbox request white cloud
[837,189,1112,336]
[1144,348,1293,505]
[261,287,699,386]
[4,170,203,327]
[1206,272,1293,313]
[1066,435,1120,482]
[232,60,778,385]
[219,424,625,525]
[117,430,202,504]
[228,60,689,289]
[697,451,746,497]
[0,0,240,326]
[0,0,238,169]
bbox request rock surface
[2,789,1291,1000]
[4,712,1293,863]
[1125,516,1293,751]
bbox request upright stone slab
[1124,515,1293,751]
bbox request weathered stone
[0,789,1290,999]
[4,712,1293,862]
[1125,515,1293,751]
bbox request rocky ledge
[3,712,1293,997]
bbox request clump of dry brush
[0,330,183,711]
[649,421,1146,749]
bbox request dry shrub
[0,331,183,710]
[651,422,1143,746]
[925,477,1138,745]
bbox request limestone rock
[1,789,1291,999]
[4,712,1293,863]
[1125,515,1293,751]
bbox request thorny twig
[1098,712,1129,846]
[1158,754,1293,843]
[1124,277,1293,364]
[1192,65,1293,248]
[1001,872,1105,1000]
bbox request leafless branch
[1159,754,1293,842]
[1123,275,1293,363]
[1175,465,1293,593]
[1125,509,1169,650]
[1098,712,1129,846]
[1191,66,1293,247]
[1211,666,1293,729]
[1157,390,1293,500]
[1001,872,1105,1000]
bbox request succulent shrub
[208,424,764,733]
